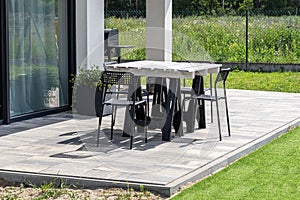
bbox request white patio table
[105,60,221,141]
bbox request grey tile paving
[0,89,299,197]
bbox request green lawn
[183,70,300,93]
[171,126,300,200]
[226,70,300,93]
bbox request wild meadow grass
[105,16,300,63]
[106,16,300,93]
[171,126,300,200]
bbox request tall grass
[105,16,300,63]
[249,16,300,63]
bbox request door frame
[0,0,9,124]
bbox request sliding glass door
[8,0,69,117]
[0,0,5,123]
[0,66,2,122]
[0,62,2,122]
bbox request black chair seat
[134,116,151,126]
[104,99,146,106]
[108,89,128,95]
[181,87,193,94]
[193,94,225,101]
[181,86,211,94]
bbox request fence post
[245,9,249,71]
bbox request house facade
[0,0,171,125]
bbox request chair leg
[130,135,133,149]
[147,94,150,116]
[144,123,148,143]
[110,105,114,140]
[97,86,106,147]
[112,84,121,126]
[145,128,148,143]
[97,109,104,147]
[198,99,206,129]
[210,73,213,123]
[145,104,148,143]
[215,99,222,141]
[130,124,134,149]
[112,105,117,126]
[97,117,102,147]
[224,92,231,137]
[130,105,135,150]
[210,99,213,123]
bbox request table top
[105,60,221,78]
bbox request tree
[260,0,285,9]
[253,0,261,8]
[191,0,221,15]
[104,0,300,15]
[239,0,254,10]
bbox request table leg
[149,78,168,130]
[107,47,112,62]
[122,77,143,137]
[162,78,179,141]
[116,48,121,63]
[184,76,206,132]
[174,79,183,137]
[196,76,206,129]
[184,99,197,133]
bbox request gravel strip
[0,179,164,200]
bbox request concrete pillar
[146,0,172,61]
[76,0,104,69]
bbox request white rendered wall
[76,0,104,69]
[146,0,172,61]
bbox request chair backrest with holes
[101,71,135,86]
[215,68,231,84]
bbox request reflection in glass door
[0,0,3,123]
[0,63,2,122]
[0,67,2,123]
[8,0,69,117]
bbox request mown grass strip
[226,70,300,93]
[183,70,300,93]
[171,126,300,200]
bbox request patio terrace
[0,89,299,197]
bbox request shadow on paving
[50,129,207,159]
[0,113,73,137]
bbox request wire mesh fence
[105,9,300,65]
[248,10,300,64]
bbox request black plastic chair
[96,71,149,149]
[104,29,134,63]
[103,62,151,120]
[184,68,231,141]
[182,73,214,123]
